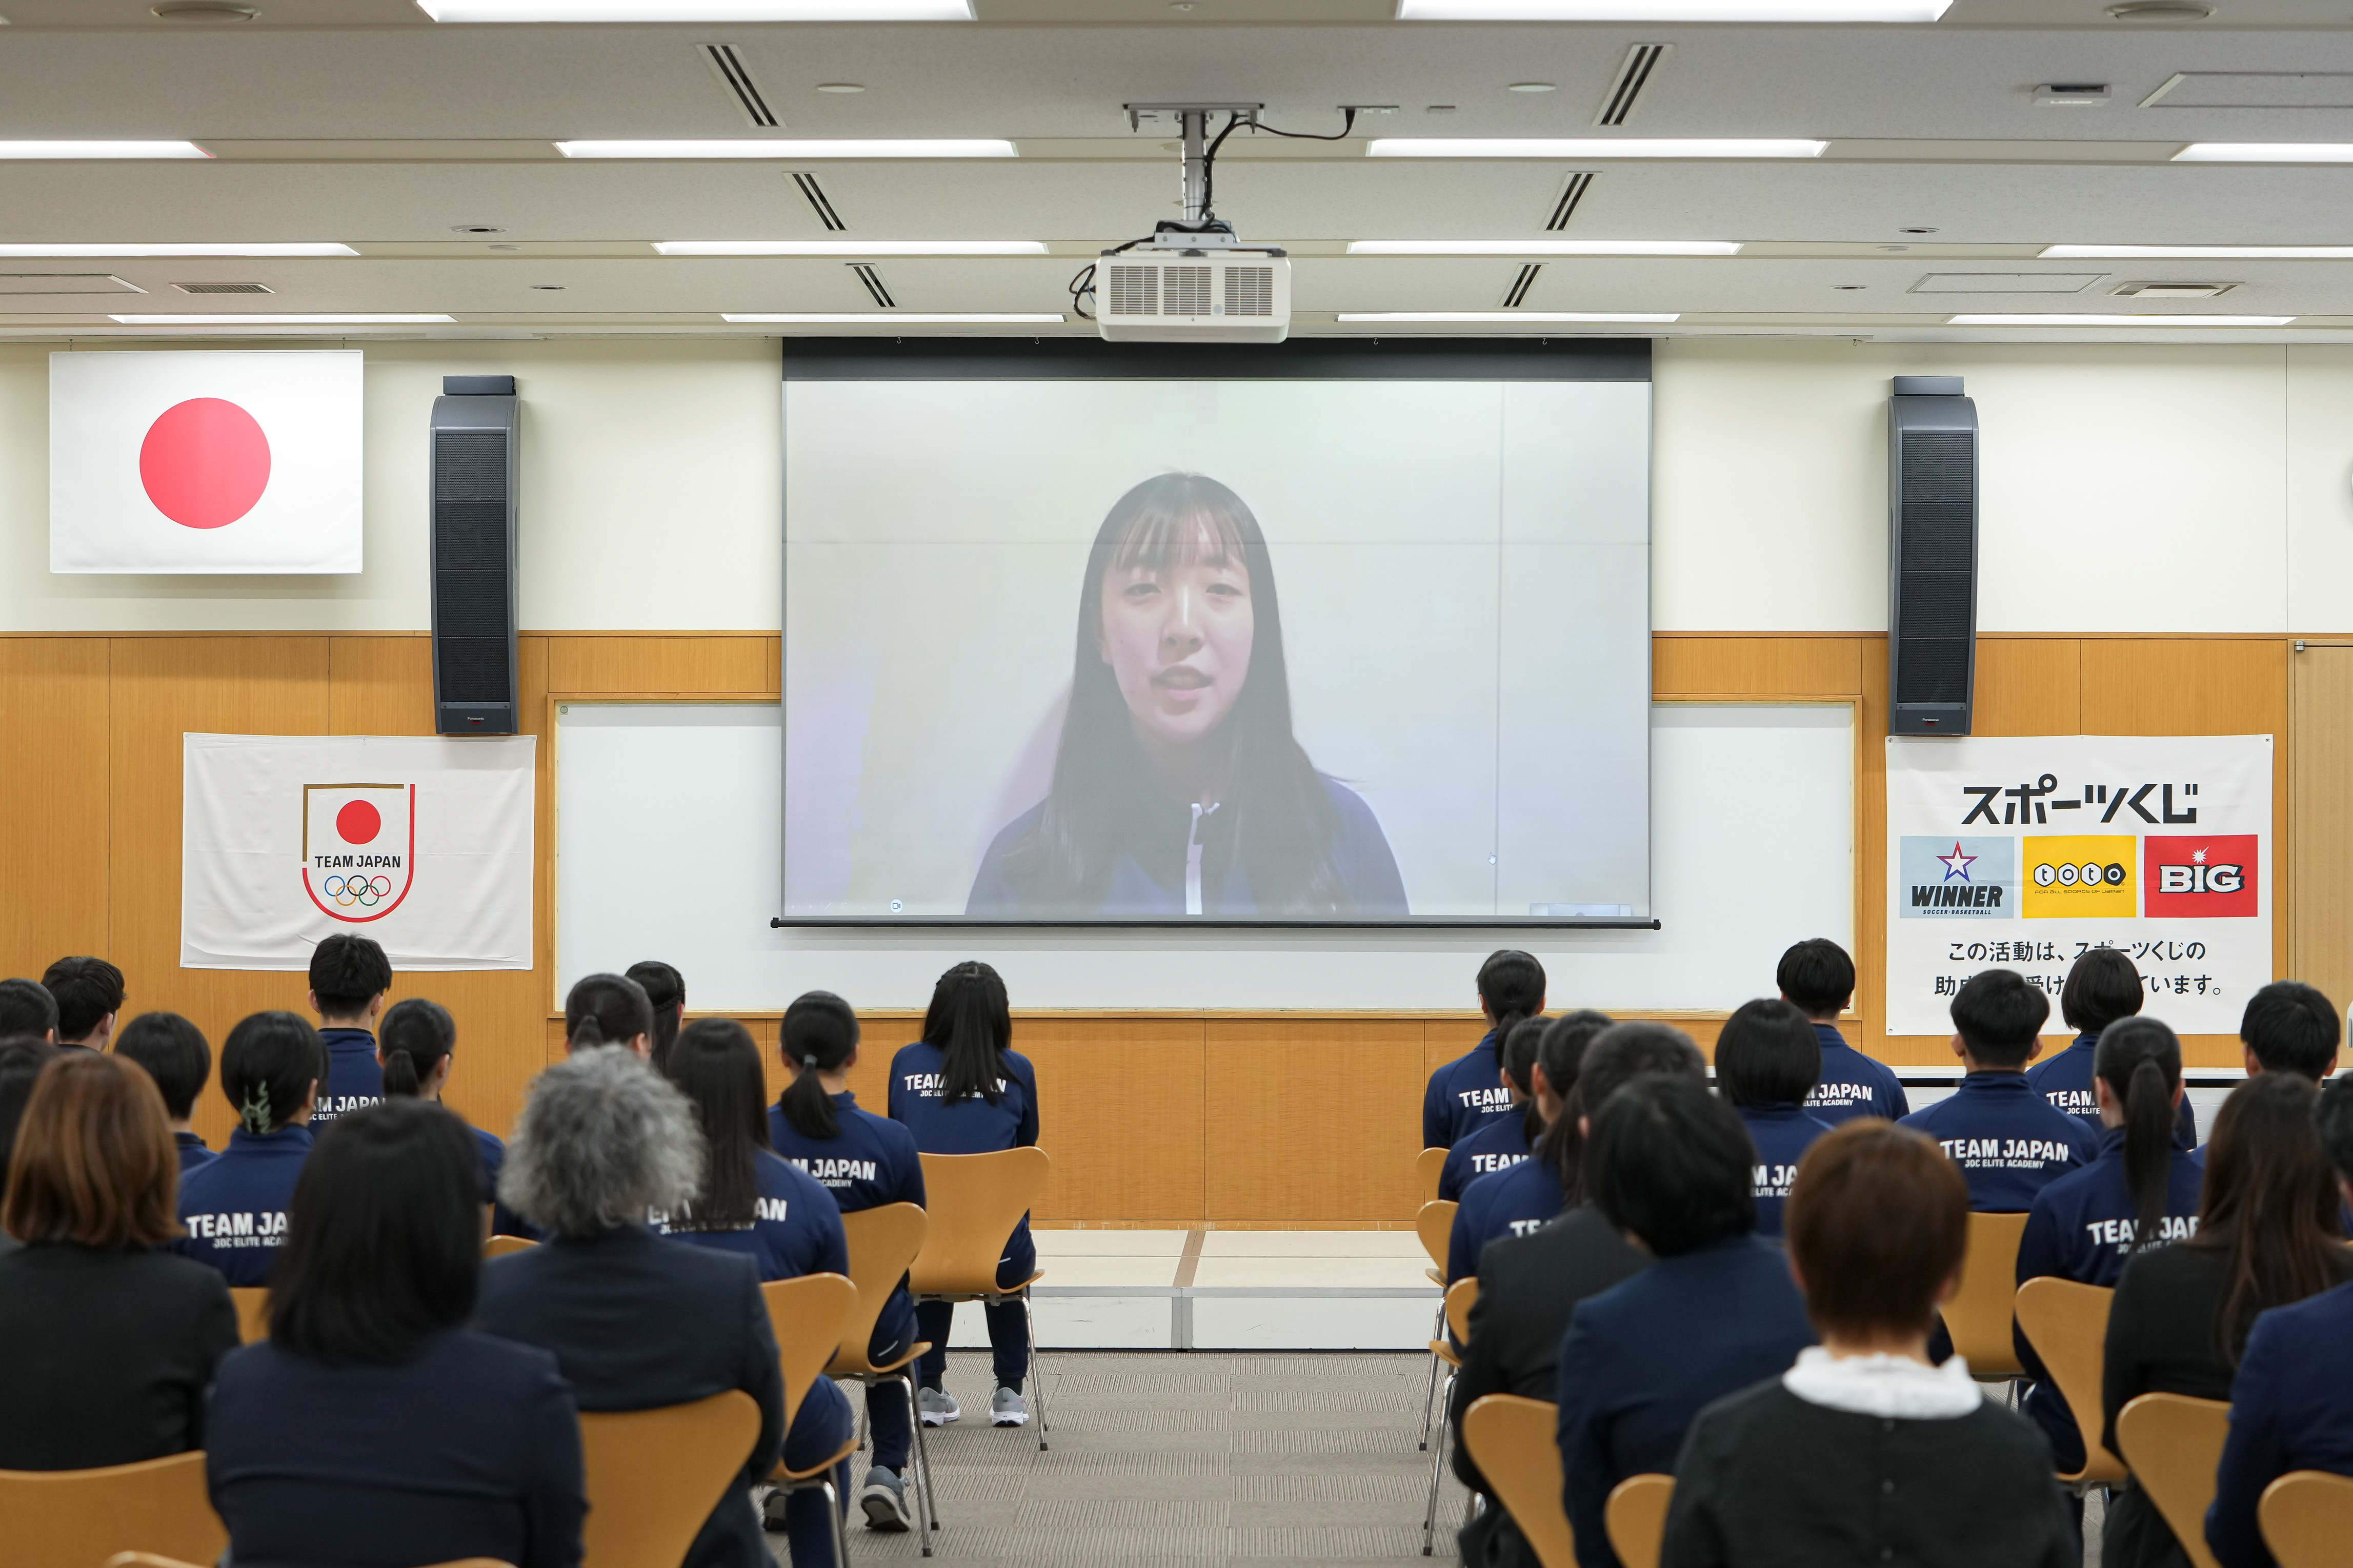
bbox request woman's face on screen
[1096,544,1256,749]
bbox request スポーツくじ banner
[182,733,535,971]
[1885,735,2271,1037]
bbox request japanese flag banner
[182,734,535,971]
[1885,735,2271,1037]
[51,350,362,574]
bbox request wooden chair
[1414,1198,1459,1452]
[909,1147,1055,1451]
[578,1389,762,1568]
[483,1234,537,1258]
[1940,1211,2030,1379]
[1462,1395,1575,1568]
[1604,1473,1676,1568]
[828,1203,939,1553]
[2013,1277,2129,1486]
[762,1272,862,1568]
[110,1560,512,1568]
[2260,1469,2353,1568]
[0,1451,226,1568]
[228,1286,269,1345]
[1422,1276,1483,1555]
[2114,1393,2231,1568]
[1416,1146,1448,1202]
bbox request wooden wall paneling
[0,639,110,980]
[2289,646,2353,1060]
[1207,1017,1427,1223]
[1974,638,2083,737]
[1857,638,1892,1055]
[1651,636,1864,698]
[544,634,776,697]
[1017,1017,1206,1223]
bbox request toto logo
[300,784,416,924]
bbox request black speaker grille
[434,501,507,571]
[1900,432,1973,505]
[1900,571,1973,639]
[435,567,509,634]
[1900,503,1973,572]
[436,637,511,703]
[434,430,509,505]
[1897,638,1970,705]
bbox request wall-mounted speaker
[1888,375,1977,736]
[429,375,519,736]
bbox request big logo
[2143,834,2258,919]
[301,784,414,924]
[2022,834,2137,920]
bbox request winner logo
[1898,836,2015,920]
[300,783,415,924]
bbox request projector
[1096,232,1291,344]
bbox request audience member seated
[2016,1015,2205,1481]
[1776,938,1907,1124]
[2206,1073,2353,1568]
[2239,980,2340,1082]
[892,960,1042,1430]
[2029,947,2196,1147]
[0,977,59,1043]
[1660,1121,2075,1568]
[562,970,655,1058]
[1446,1015,1574,1282]
[768,990,928,1535]
[207,1099,585,1568]
[40,955,123,1052]
[1899,967,2098,1210]
[308,933,392,1125]
[1556,1073,1818,1568]
[1424,949,1546,1150]
[0,1036,61,1254]
[0,1051,238,1470]
[2104,1073,2350,1568]
[377,996,524,1234]
[477,1046,783,1568]
[627,959,687,1071]
[174,1012,325,1287]
[1439,1013,1547,1203]
[659,1016,857,1557]
[1713,999,1832,1239]
[112,1012,216,1172]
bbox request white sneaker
[990,1385,1030,1427]
[917,1386,960,1427]
[858,1467,912,1532]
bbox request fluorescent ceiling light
[108,313,457,324]
[1368,138,1824,159]
[0,141,210,159]
[1349,240,1739,256]
[722,312,1065,323]
[420,0,969,17]
[1337,311,1679,322]
[1399,0,1946,16]
[0,242,356,257]
[2043,243,2353,259]
[559,139,1013,159]
[1946,313,2295,327]
[2174,144,2353,164]
[659,240,1045,256]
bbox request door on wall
[2290,645,2353,1030]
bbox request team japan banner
[183,734,536,971]
[1885,735,2271,1037]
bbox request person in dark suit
[206,1098,585,1568]
[1555,1073,1818,1568]
[477,1046,790,1568]
[0,1051,238,1470]
[1660,1120,2074,1568]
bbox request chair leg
[821,1475,852,1568]
[900,1372,937,1556]
[1020,1289,1051,1451]
[1419,1298,1445,1451]
[854,1378,869,1452]
[1423,1370,1455,1556]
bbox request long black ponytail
[779,990,859,1141]
[2096,1015,2184,1252]
[662,1017,768,1231]
[626,961,685,1073]
[1502,1015,1550,1146]
[378,997,456,1099]
[1534,1010,1614,1202]
[1476,949,1546,1056]
[565,972,653,1055]
[923,961,1012,1105]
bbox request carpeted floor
[768,1349,1474,1564]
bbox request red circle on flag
[139,398,271,530]
[336,800,381,846]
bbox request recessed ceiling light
[419,0,971,17]
[1336,311,1679,322]
[657,239,1045,255]
[1368,138,1825,159]
[1946,313,2292,326]
[2174,144,2353,163]
[1834,283,1865,290]
[109,313,458,324]
[151,1,257,18]
[451,225,506,234]
[1898,226,1939,235]
[0,242,354,257]
[1398,0,1949,16]
[2044,243,2353,258]
[530,284,566,290]
[0,142,210,160]
[2107,1,2210,17]
[1426,106,1458,114]
[815,83,866,93]
[1348,240,1740,256]
[721,312,1064,322]
[557,139,1014,159]
[1508,83,1557,93]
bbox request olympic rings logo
[320,874,393,908]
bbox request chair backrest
[228,1286,269,1345]
[1,1450,226,1568]
[2114,1393,2231,1568]
[908,1148,1051,1297]
[762,1273,859,1432]
[1416,1147,1447,1202]
[1415,1199,1457,1276]
[108,1561,517,1568]
[827,1204,930,1377]
[2013,1276,2128,1484]
[1461,1395,1574,1568]
[578,1390,762,1568]
[483,1234,537,1258]
[2261,1470,2353,1568]
[1444,1276,1479,1345]
[1942,1211,2031,1376]
[1604,1473,1676,1568]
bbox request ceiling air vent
[1502,263,1542,309]
[700,43,779,129]
[1594,44,1668,128]
[172,281,273,294]
[792,172,847,232]
[1546,171,1596,231]
[847,263,894,309]
[2114,280,2237,298]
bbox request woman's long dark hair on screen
[627,961,685,1072]
[924,962,1012,1105]
[662,1018,768,1231]
[998,473,1351,915]
[2185,1073,2345,1363]
[779,990,860,1141]
[378,998,455,1099]
[2096,1016,2184,1253]
[1535,1010,1615,1202]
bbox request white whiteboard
[555,701,1853,1014]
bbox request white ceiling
[10,10,2353,338]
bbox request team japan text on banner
[1885,735,2271,1037]
[182,733,536,971]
